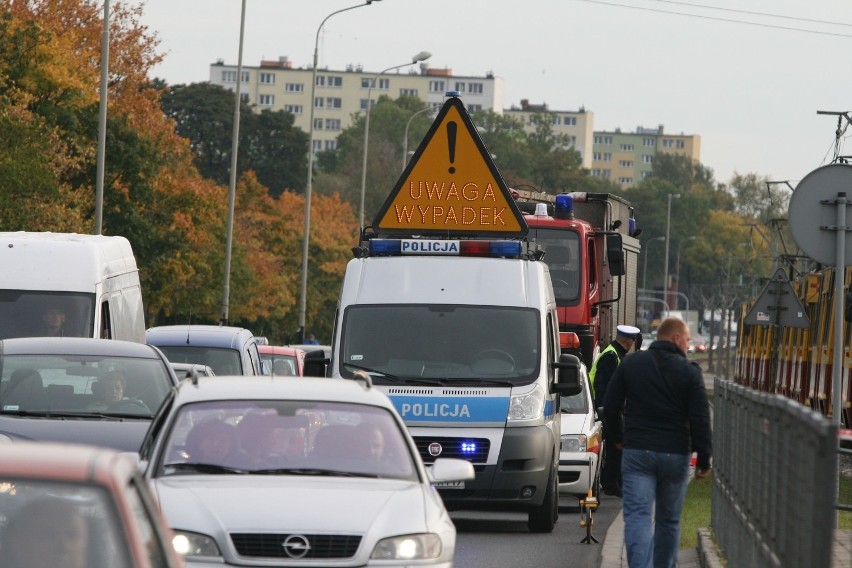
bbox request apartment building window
[312,140,322,151]
[641,171,652,179]
[429,80,446,93]
[468,104,482,113]
[454,82,466,93]
[313,118,323,130]
[360,98,376,111]
[618,160,633,168]
[602,153,611,161]
[565,135,577,146]
[325,97,342,109]
[283,104,303,115]
[377,78,389,90]
[602,169,611,178]
[260,72,275,84]
[676,140,685,149]
[594,135,613,145]
[620,144,634,151]
[563,116,577,126]
[643,137,655,147]
[240,93,249,103]
[662,139,674,148]
[468,82,483,94]
[642,155,654,164]
[317,75,342,87]
[618,177,633,184]
[325,119,342,131]
[222,70,237,82]
[314,97,324,108]
[285,83,304,93]
[324,140,338,150]
[591,169,601,176]
[360,78,371,88]
[400,88,418,96]
[430,102,443,111]
[259,94,274,106]
[551,116,561,125]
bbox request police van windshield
[0,291,95,340]
[530,228,580,305]
[341,304,540,384]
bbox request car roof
[146,325,254,349]
[0,337,165,358]
[173,376,393,409]
[0,441,135,481]
[258,345,304,356]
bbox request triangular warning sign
[744,267,810,328]
[373,96,527,237]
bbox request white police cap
[616,325,641,338]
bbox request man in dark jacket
[603,317,712,568]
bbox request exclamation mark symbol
[447,121,457,174]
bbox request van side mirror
[606,233,625,276]
[303,350,329,377]
[551,353,582,396]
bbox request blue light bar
[489,241,522,258]
[555,193,573,213]
[368,239,401,256]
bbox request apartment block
[503,100,594,169]
[591,125,701,188]
[209,57,504,153]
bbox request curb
[696,527,726,568]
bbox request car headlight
[508,383,544,421]
[172,530,221,558]
[371,533,442,560]
[561,434,588,453]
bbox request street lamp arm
[359,51,432,229]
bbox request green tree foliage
[159,82,308,196]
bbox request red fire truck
[512,189,641,367]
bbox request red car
[0,441,183,567]
[258,344,307,376]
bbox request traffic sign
[788,163,852,265]
[373,96,527,237]
[743,267,809,328]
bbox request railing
[712,378,839,567]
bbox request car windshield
[157,346,242,376]
[0,480,131,568]
[0,291,95,340]
[0,355,173,417]
[340,304,540,384]
[159,400,418,482]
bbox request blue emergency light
[460,441,478,454]
[554,194,574,220]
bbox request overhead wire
[571,0,852,38]
[651,0,852,28]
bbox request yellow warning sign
[373,97,527,237]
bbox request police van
[321,95,582,533]
[0,232,146,342]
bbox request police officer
[590,324,641,497]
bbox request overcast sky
[138,0,852,188]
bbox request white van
[322,237,582,533]
[0,232,145,342]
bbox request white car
[138,374,473,567]
[557,363,603,501]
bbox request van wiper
[166,462,249,475]
[343,363,401,382]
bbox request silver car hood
[153,476,432,535]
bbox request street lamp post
[298,0,380,343]
[642,236,666,292]
[663,193,681,310]
[359,51,432,229]
[94,0,110,235]
[675,235,696,308]
[402,106,434,172]
[220,0,248,325]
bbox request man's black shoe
[603,486,623,497]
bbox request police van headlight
[508,383,544,421]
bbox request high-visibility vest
[589,343,620,398]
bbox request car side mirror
[551,354,582,396]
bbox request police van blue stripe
[390,395,510,423]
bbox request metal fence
[712,378,838,568]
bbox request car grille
[230,533,361,559]
[413,436,490,464]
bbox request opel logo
[428,442,443,457]
[282,534,311,559]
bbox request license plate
[434,481,465,489]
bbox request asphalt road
[451,494,623,568]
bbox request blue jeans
[621,448,690,568]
